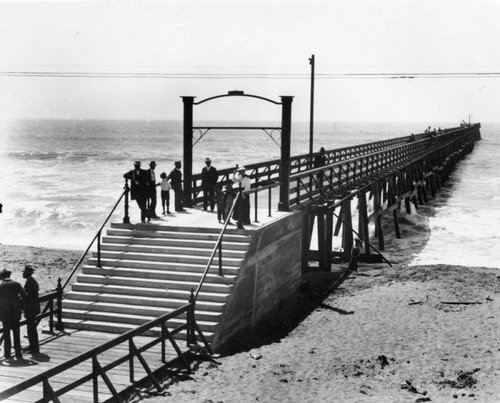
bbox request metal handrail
[193,191,241,301]
[61,187,128,290]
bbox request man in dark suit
[23,265,40,355]
[147,161,159,219]
[0,268,27,360]
[124,161,150,223]
[201,157,218,211]
[168,161,185,212]
[314,147,327,189]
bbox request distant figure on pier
[232,165,251,225]
[159,172,171,215]
[201,157,218,212]
[314,147,327,189]
[0,268,27,360]
[169,161,185,212]
[348,238,362,273]
[408,134,415,142]
[424,126,431,134]
[124,161,150,223]
[147,161,159,219]
[23,265,40,355]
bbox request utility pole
[309,54,315,167]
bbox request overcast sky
[0,0,499,123]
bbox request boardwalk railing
[0,298,212,403]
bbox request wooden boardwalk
[0,328,185,402]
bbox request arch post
[182,96,195,207]
[278,96,293,212]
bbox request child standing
[159,172,171,215]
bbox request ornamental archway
[181,91,293,211]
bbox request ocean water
[0,119,499,269]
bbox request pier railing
[0,298,212,402]
[188,131,433,206]
[287,125,479,209]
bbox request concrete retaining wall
[211,210,303,349]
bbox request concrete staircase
[62,222,252,343]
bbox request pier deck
[0,329,181,402]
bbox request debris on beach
[436,368,480,389]
[400,380,428,396]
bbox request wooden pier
[0,118,481,401]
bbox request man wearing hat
[124,161,150,223]
[147,161,160,219]
[23,265,40,355]
[0,268,27,360]
[168,161,185,212]
[201,157,219,212]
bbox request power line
[1,71,500,79]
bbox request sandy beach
[1,222,499,402]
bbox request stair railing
[61,182,130,291]
[193,190,242,301]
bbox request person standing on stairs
[201,157,219,212]
[147,161,160,219]
[168,161,185,212]
[124,161,150,223]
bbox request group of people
[0,265,40,360]
[124,160,185,222]
[124,158,253,226]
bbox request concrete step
[62,299,223,321]
[100,242,247,258]
[92,249,244,266]
[70,283,230,303]
[64,291,226,312]
[62,318,214,341]
[62,309,217,334]
[85,259,241,276]
[111,222,248,236]
[106,227,251,243]
[77,271,235,289]
[102,235,250,251]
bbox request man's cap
[0,268,12,279]
[24,265,35,275]
[205,157,212,162]
[319,147,326,152]
[134,161,141,166]
[149,161,156,166]
[175,161,181,165]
